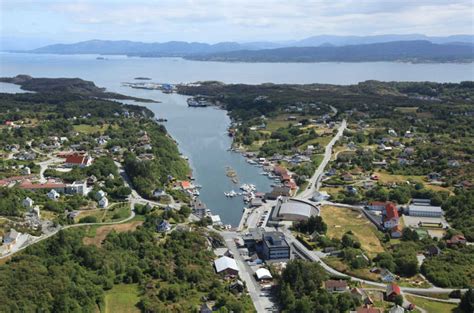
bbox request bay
[1,52,473,225]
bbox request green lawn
[73,124,110,134]
[321,205,385,257]
[104,203,130,222]
[104,284,140,313]
[405,295,458,313]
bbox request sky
[1,0,473,49]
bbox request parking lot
[239,200,275,230]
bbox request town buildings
[214,256,239,276]
[408,199,443,217]
[324,280,348,292]
[261,231,290,260]
[273,197,318,221]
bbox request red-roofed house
[20,180,66,192]
[57,151,86,158]
[180,181,192,190]
[386,283,401,301]
[273,166,288,177]
[64,154,92,168]
[383,203,399,229]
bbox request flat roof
[279,201,315,218]
[263,232,289,248]
[409,204,442,213]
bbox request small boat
[225,190,237,197]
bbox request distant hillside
[28,39,278,56]
[186,41,474,63]
[292,34,474,47]
[22,35,474,63]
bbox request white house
[21,166,31,175]
[96,190,106,200]
[98,197,109,208]
[255,268,273,281]
[214,256,239,276]
[157,220,171,232]
[2,229,20,248]
[47,189,60,200]
[210,215,222,226]
[22,197,34,209]
[32,206,41,219]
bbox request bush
[78,216,98,223]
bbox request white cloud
[1,0,472,43]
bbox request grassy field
[325,257,380,281]
[395,107,419,113]
[76,209,106,222]
[103,203,130,222]
[83,221,143,247]
[373,171,452,194]
[77,203,130,223]
[298,135,332,150]
[374,171,424,184]
[104,284,140,313]
[265,117,294,132]
[73,124,112,134]
[320,186,344,198]
[405,295,458,313]
[320,205,384,257]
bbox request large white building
[408,204,443,217]
[274,197,318,221]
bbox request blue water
[1,52,473,225]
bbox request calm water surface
[1,52,473,225]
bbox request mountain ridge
[18,35,474,63]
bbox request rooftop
[408,204,442,213]
[324,280,348,289]
[214,256,239,273]
[262,232,289,248]
[255,268,272,280]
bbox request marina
[2,52,471,225]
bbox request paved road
[297,119,347,199]
[0,162,141,260]
[221,231,278,313]
[279,226,467,294]
[0,207,136,260]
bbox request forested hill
[0,75,154,102]
[186,41,474,63]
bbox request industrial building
[408,205,443,217]
[408,199,443,217]
[261,231,290,260]
[273,197,318,221]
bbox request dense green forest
[0,75,153,102]
[123,122,190,197]
[0,223,253,312]
[276,260,358,312]
[442,190,474,241]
